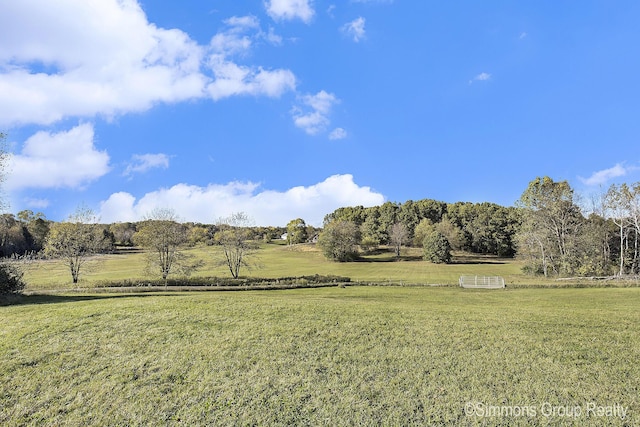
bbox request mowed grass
[23,242,529,291]
[1,287,639,425]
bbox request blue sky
[2,0,640,226]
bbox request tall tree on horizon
[516,177,583,276]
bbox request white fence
[459,275,505,289]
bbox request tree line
[319,176,640,278]
[0,206,326,287]
[3,175,640,291]
[516,177,640,277]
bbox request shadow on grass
[452,260,507,265]
[358,249,513,265]
[449,252,513,265]
[0,292,179,307]
[356,255,424,263]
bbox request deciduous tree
[0,133,26,295]
[17,210,50,253]
[622,183,640,274]
[604,182,640,275]
[318,220,360,262]
[604,184,631,276]
[286,218,308,245]
[44,207,112,284]
[360,210,384,249]
[389,222,409,257]
[435,217,465,251]
[214,212,259,278]
[134,208,200,282]
[109,222,136,246]
[516,177,583,276]
[413,218,435,247]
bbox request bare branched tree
[134,208,202,283]
[44,206,112,284]
[389,222,409,257]
[214,212,259,278]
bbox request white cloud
[207,56,297,100]
[206,14,296,99]
[203,14,297,99]
[209,15,263,56]
[342,17,366,42]
[5,123,110,191]
[265,27,284,45]
[22,198,50,209]
[292,90,339,135]
[579,163,630,186]
[0,0,207,126]
[99,174,384,226]
[265,0,315,23]
[225,15,261,31]
[0,1,297,127]
[329,128,348,140]
[124,153,170,176]
[469,72,491,84]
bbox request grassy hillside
[1,287,638,425]
[23,242,533,291]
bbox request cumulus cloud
[0,0,207,126]
[209,16,260,56]
[265,0,315,23]
[342,17,366,42]
[579,163,630,186]
[206,14,297,99]
[99,174,384,226]
[5,123,110,191]
[124,153,170,177]
[292,91,339,135]
[206,57,296,100]
[0,1,297,127]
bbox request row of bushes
[91,274,352,289]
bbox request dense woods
[321,177,640,277]
[325,199,519,257]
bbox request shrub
[0,262,26,295]
[423,231,451,264]
[318,220,360,262]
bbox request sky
[2,0,640,226]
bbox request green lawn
[1,287,639,425]
[23,243,535,291]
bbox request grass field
[1,287,639,425]
[22,242,568,291]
